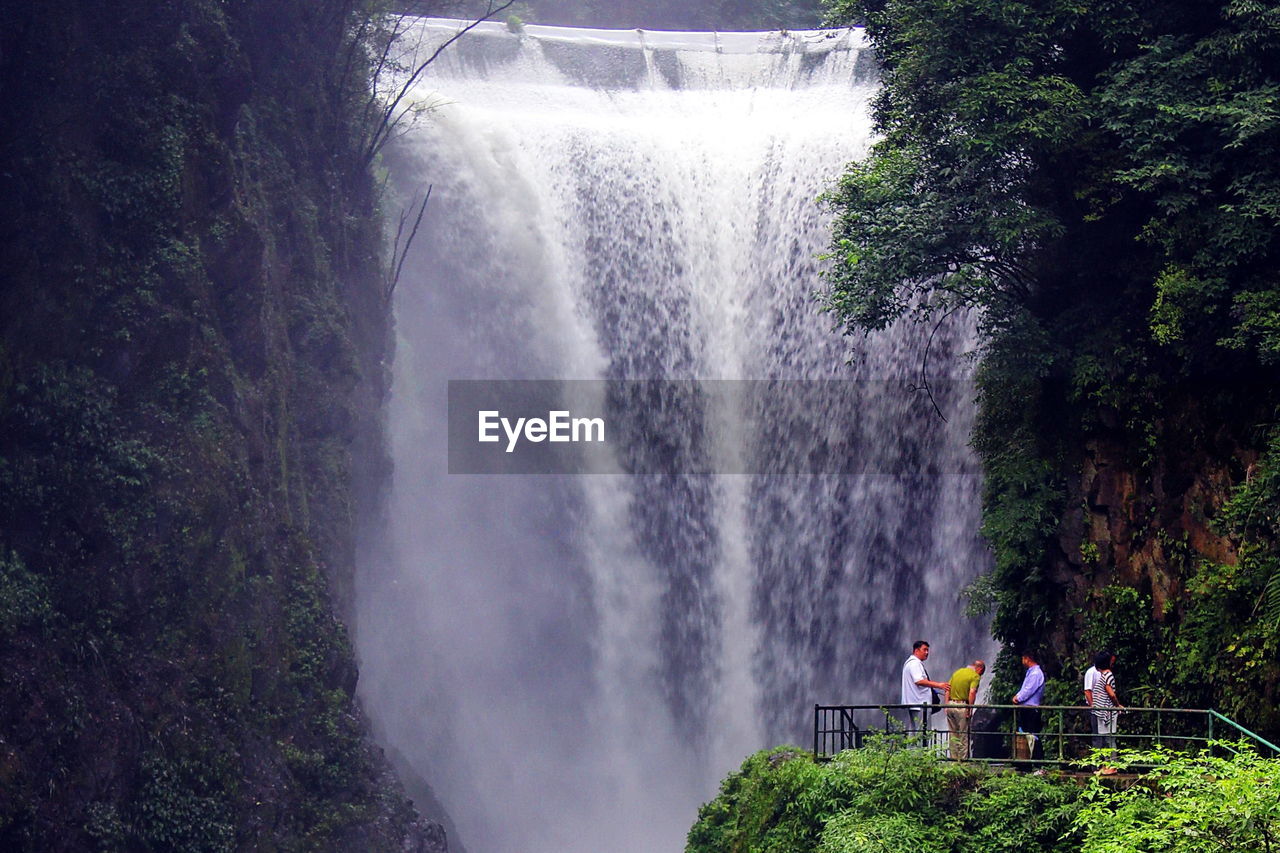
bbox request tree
[822,0,1280,727]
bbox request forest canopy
[824,0,1280,361]
[822,0,1280,732]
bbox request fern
[1259,561,1280,630]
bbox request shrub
[1074,746,1280,853]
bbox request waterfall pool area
[354,19,993,853]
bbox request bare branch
[363,13,413,134]
[363,0,516,165]
[335,10,373,100]
[907,303,965,422]
[385,185,432,303]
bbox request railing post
[813,704,820,758]
[1012,706,1018,760]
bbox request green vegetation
[688,743,1280,853]
[1175,424,1280,726]
[1076,746,1280,853]
[823,0,1280,736]
[0,0,428,848]
[688,744,1082,853]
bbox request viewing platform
[814,703,1280,767]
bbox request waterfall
[355,19,992,853]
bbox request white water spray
[355,20,991,853]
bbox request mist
[354,20,992,853]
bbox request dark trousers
[1017,707,1045,761]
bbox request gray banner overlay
[447,379,977,475]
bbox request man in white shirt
[1083,660,1099,705]
[1083,657,1099,743]
[900,640,950,742]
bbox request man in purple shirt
[1011,649,1045,761]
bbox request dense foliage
[687,743,1280,853]
[687,744,1083,853]
[1076,747,1280,852]
[823,0,1280,733]
[0,0,437,847]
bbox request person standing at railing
[945,659,985,759]
[1083,654,1100,745]
[1011,650,1045,762]
[901,640,950,744]
[1085,650,1115,750]
[1090,651,1124,775]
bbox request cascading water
[355,19,992,853]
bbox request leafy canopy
[821,0,1280,722]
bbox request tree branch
[385,185,432,303]
[907,303,965,422]
[362,0,515,166]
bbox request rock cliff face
[1024,386,1278,729]
[0,0,442,847]
[1057,425,1242,606]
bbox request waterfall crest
[356,19,991,853]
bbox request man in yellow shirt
[946,660,986,760]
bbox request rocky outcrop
[0,0,441,847]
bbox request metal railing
[814,703,1280,765]
[1208,709,1280,756]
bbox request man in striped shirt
[1083,650,1114,748]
